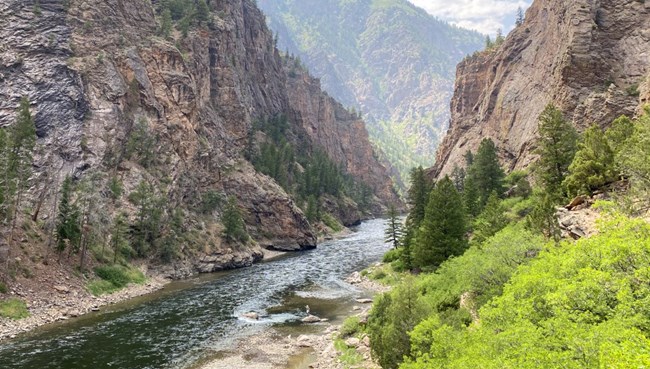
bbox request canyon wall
[432,0,650,178]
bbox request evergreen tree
[450,165,465,192]
[2,97,36,220]
[472,191,508,244]
[412,176,467,270]
[222,196,249,243]
[129,180,163,256]
[617,109,650,209]
[384,205,404,249]
[56,176,81,254]
[470,138,505,207]
[534,104,578,200]
[495,28,505,45]
[605,115,634,155]
[463,172,481,217]
[515,6,525,26]
[305,195,319,222]
[160,9,173,38]
[526,191,561,241]
[563,125,618,196]
[0,129,8,214]
[196,0,210,25]
[485,35,493,49]
[405,166,431,230]
[111,212,129,263]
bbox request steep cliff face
[0,0,397,268]
[432,0,650,178]
[285,71,399,211]
[258,0,484,186]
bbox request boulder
[355,298,373,304]
[301,314,321,323]
[242,312,259,320]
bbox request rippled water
[0,219,389,369]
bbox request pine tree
[56,176,81,255]
[196,0,210,25]
[563,125,618,196]
[129,180,163,257]
[534,104,578,200]
[3,97,36,220]
[384,205,404,249]
[405,166,431,230]
[160,9,173,38]
[0,129,8,214]
[526,191,561,241]
[485,35,493,49]
[495,28,505,45]
[451,165,465,192]
[222,196,249,243]
[463,172,481,217]
[412,176,467,270]
[471,138,505,207]
[111,212,129,264]
[605,115,634,155]
[515,7,525,26]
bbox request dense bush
[402,215,650,369]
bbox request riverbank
[0,267,169,341]
[199,268,388,369]
[0,228,354,343]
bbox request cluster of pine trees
[370,105,650,368]
[247,115,372,223]
[158,0,212,39]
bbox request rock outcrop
[258,0,484,184]
[432,0,650,179]
[0,0,397,270]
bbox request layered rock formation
[0,0,397,272]
[258,0,484,185]
[432,0,650,178]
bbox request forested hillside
[361,106,650,368]
[257,0,484,186]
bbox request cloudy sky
[407,0,531,35]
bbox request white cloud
[407,0,531,35]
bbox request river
[0,218,389,369]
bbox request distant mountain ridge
[257,0,484,185]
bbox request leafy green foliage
[199,190,224,215]
[339,316,362,338]
[0,298,29,320]
[563,125,618,196]
[472,192,507,244]
[617,109,650,212]
[526,190,561,241]
[368,277,431,369]
[404,215,650,369]
[221,196,249,243]
[88,265,146,296]
[533,104,579,200]
[412,176,467,270]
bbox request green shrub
[334,338,364,367]
[88,265,145,296]
[87,279,119,296]
[0,298,29,320]
[382,248,401,263]
[339,316,361,338]
[321,212,343,232]
[0,282,7,294]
